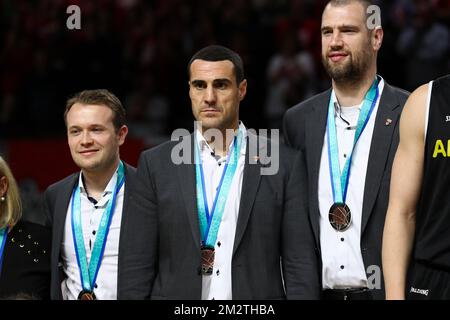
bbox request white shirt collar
[78,164,120,197]
[195,121,247,157]
[331,75,385,116]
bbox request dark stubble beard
[322,41,372,85]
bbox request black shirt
[0,220,51,299]
[414,74,450,271]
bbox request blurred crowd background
[0,0,449,223]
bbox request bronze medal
[201,246,215,275]
[78,290,96,300]
[329,203,352,231]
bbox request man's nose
[204,86,217,105]
[80,131,93,145]
[329,31,344,49]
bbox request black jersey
[414,74,450,270]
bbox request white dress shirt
[61,166,124,300]
[318,78,385,289]
[197,122,247,300]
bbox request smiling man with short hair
[283,0,410,299]
[44,89,137,300]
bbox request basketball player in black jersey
[382,74,450,299]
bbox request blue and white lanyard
[71,161,125,292]
[327,78,380,204]
[0,227,8,273]
[195,130,243,248]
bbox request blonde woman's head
[0,156,22,229]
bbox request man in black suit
[283,0,409,300]
[44,89,137,300]
[118,45,319,300]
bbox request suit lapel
[177,134,201,250]
[306,90,330,246]
[233,132,262,255]
[361,84,401,234]
[54,174,79,262]
[118,164,133,257]
[120,164,132,226]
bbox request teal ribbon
[195,129,243,248]
[0,227,8,272]
[327,78,380,203]
[71,161,125,292]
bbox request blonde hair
[0,156,22,229]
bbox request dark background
[0,0,449,223]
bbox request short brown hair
[64,89,126,131]
[324,0,378,32]
[188,45,245,84]
[327,0,373,10]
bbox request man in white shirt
[44,89,137,300]
[283,0,409,299]
[119,45,318,299]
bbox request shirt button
[92,230,96,235]
[216,270,220,276]
[94,284,98,288]
[217,241,221,247]
[341,238,344,242]
[343,154,347,158]
[340,265,345,270]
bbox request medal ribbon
[327,78,379,204]
[71,161,125,292]
[0,227,8,272]
[195,129,243,248]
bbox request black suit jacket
[283,82,409,299]
[44,163,137,300]
[118,132,319,299]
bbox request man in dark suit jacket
[118,45,319,300]
[283,0,409,300]
[44,89,136,300]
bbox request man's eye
[193,82,206,89]
[215,83,227,89]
